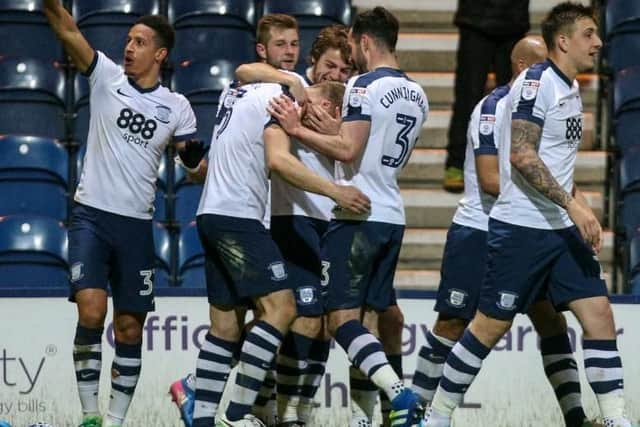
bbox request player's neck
[548,53,577,83]
[367,52,399,72]
[129,71,161,90]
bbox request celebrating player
[426,4,635,427]
[42,2,204,427]
[269,7,428,427]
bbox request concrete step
[394,269,440,291]
[401,188,603,228]
[400,149,606,187]
[353,0,575,33]
[408,72,598,110]
[416,110,596,150]
[398,228,614,270]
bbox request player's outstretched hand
[305,104,341,135]
[268,95,301,135]
[567,198,602,253]
[332,185,371,215]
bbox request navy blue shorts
[434,223,488,320]
[479,219,608,321]
[197,214,291,306]
[323,220,404,312]
[271,215,328,317]
[68,203,155,312]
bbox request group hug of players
[39,0,635,426]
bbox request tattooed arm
[510,119,601,252]
[509,119,573,207]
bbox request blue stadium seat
[0,0,64,61]
[153,221,172,288]
[0,135,69,221]
[178,221,205,288]
[613,67,640,115]
[297,26,321,74]
[0,215,68,288]
[262,0,351,26]
[606,34,640,73]
[175,184,203,226]
[73,75,91,146]
[154,188,167,222]
[620,146,640,194]
[613,67,640,155]
[72,0,160,64]
[173,27,255,64]
[0,57,66,139]
[621,191,640,239]
[168,0,256,30]
[630,233,640,275]
[171,59,237,142]
[606,0,640,37]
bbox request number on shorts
[139,269,154,296]
[320,261,330,287]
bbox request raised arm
[510,119,601,251]
[264,125,370,214]
[268,94,369,163]
[235,63,307,104]
[43,0,94,73]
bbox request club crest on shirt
[497,291,518,310]
[154,105,171,124]
[268,261,287,281]
[479,114,496,136]
[521,80,540,101]
[349,87,367,108]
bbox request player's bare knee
[260,289,297,327]
[379,305,404,340]
[531,312,567,338]
[579,300,615,339]
[77,304,107,329]
[295,316,323,338]
[113,313,145,344]
[470,311,512,347]
[433,316,468,342]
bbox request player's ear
[256,43,267,61]
[557,33,569,53]
[155,47,168,64]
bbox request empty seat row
[0,215,206,288]
[0,0,350,70]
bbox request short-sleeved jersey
[453,85,510,231]
[335,68,429,225]
[491,59,583,229]
[75,51,197,219]
[197,82,287,221]
[269,73,335,221]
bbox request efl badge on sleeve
[479,114,496,136]
[349,87,367,108]
[521,80,540,101]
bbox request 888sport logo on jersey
[117,108,159,148]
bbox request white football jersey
[453,84,510,231]
[268,71,336,221]
[197,82,288,220]
[75,51,197,219]
[491,59,583,229]
[335,68,429,225]
[270,136,335,221]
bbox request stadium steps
[353,0,609,292]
